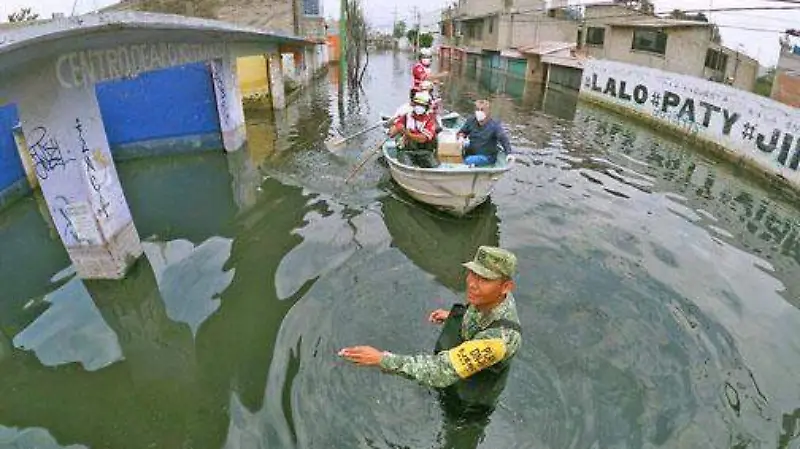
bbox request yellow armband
[447,338,507,379]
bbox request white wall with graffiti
[580,59,800,189]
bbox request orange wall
[327,35,340,61]
[773,72,800,108]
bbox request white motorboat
[381,114,515,217]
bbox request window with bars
[705,49,729,72]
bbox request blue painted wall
[96,62,221,156]
[0,104,25,192]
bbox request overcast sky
[1,0,798,66]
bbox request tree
[419,32,434,48]
[393,19,407,39]
[407,28,419,46]
[344,0,370,89]
[8,7,39,22]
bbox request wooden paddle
[345,137,391,184]
[325,119,387,151]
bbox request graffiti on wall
[56,42,228,89]
[211,61,230,131]
[582,62,800,174]
[27,126,76,179]
[75,118,112,221]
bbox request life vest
[434,303,522,409]
[401,113,436,152]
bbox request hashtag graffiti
[742,122,757,140]
[650,93,661,109]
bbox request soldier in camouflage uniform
[339,246,522,448]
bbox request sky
[1,0,798,66]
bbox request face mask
[421,58,431,66]
[475,110,487,122]
[413,105,427,115]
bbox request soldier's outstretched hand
[338,346,384,366]
[428,309,450,324]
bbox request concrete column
[211,55,247,152]
[267,53,286,110]
[12,125,38,189]
[14,65,142,280]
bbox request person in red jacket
[409,47,448,100]
[389,91,439,168]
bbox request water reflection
[12,276,123,372]
[0,51,799,449]
[142,237,235,337]
[0,326,10,364]
[274,200,359,301]
[570,106,800,305]
[381,191,499,292]
[440,59,580,122]
[780,408,800,448]
[0,194,70,313]
[0,425,87,449]
[116,152,239,242]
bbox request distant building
[439,0,582,91]
[444,0,579,54]
[439,1,759,93]
[581,4,758,92]
[105,0,326,43]
[771,45,800,108]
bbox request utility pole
[414,6,421,50]
[339,0,347,89]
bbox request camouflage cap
[462,246,517,280]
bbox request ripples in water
[0,52,799,449]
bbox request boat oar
[325,119,387,151]
[345,137,391,184]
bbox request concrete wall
[586,26,711,80]
[584,4,644,21]
[217,0,295,35]
[95,62,222,159]
[778,50,800,74]
[459,0,504,17]
[513,0,547,10]
[701,45,759,92]
[581,59,800,191]
[237,55,271,99]
[510,15,578,48]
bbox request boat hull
[382,141,514,217]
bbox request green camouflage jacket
[379,293,522,388]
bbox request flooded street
[1,51,800,448]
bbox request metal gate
[547,65,583,91]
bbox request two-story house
[580,3,758,91]
[441,1,760,94]
[440,0,580,85]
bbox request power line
[467,4,800,31]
